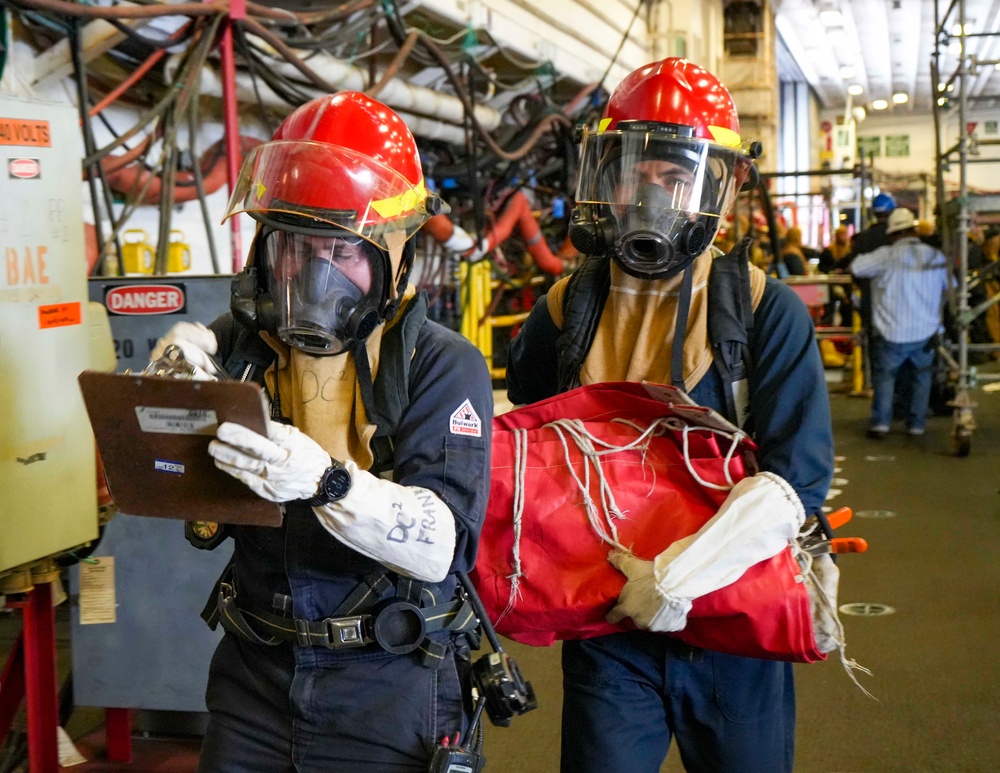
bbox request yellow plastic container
[122,229,154,275]
[168,230,192,273]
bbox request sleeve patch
[449,398,482,437]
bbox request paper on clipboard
[78,371,283,526]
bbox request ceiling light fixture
[892,93,909,104]
[848,84,864,95]
[872,99,889,110]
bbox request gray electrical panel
[71,275,238,713]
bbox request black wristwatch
[308,459,352,506]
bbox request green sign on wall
[857,135,881,158]
[885,134,910,157]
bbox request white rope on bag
[549,418,625,549]
[674,420,747,490]
[497,427,529,625]
[547,416,695,549]
[793,542,876,700]
[501,411,752,620]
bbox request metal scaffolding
[931,0,1000,456]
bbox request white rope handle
[794,543,876,699]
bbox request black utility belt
[215,582,478,667]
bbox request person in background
[779,225,808,276]
[819,225,851,274]
[150,92,493,772]
[834,192,897,387]
[916,218,942,249]
[982,226,1000,350]
[838,192,896,270]
[961,226,991,357]
[506,57,833,773]
[851,207,948,439]
[819,225,853,327]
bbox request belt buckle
[218,582,235,603]
[324,615,369,649]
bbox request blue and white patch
[154,459,185,474]
[449,398,482,437]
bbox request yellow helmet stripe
[371,180,428,219]
[707,125,742,148]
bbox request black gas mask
[231,226,386,355]
[571,124,750,278]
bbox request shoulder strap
[708,236,755,427]
[356,291,429,474]
[555,255,611,392]
[552,244,756,425]
[221,321,277,383]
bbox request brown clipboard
[78,371,283,526]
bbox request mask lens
[261,228,377,355]
[576,130,745,276]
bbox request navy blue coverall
[196,313,493,773]
[506,276,834,773]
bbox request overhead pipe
[258,51,500,129]
[478,191,565,275]
[424,194,566,275]
[102,135,264,204]
[165,51,501,137]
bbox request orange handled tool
[826,507,853,530]
[829,537,868,554]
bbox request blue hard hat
[872,192,896,215]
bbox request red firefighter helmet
[571,58,760,278]
[602,58,745,149]
[224,91,442,251]
[224,93,446,355]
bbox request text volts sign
[0,118,51,147]
[104,284,187,316]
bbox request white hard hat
[885,207,916,235]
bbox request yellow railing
[459,260,542,380]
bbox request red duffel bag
[471,381,825,663]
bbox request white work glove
[607,471,805,632]
[208,420,330,503]
[313,466,457,583]
[150,321,221,380]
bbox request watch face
[326,468,352,500]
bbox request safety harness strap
[354,291,429,475]
[204,563,476,666]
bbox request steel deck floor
[2,385,999,772]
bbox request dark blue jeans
[197,633,469,772]
[560,632,795,773]
[870,335,936,431]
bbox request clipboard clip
[139,344,228,380]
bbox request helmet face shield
[226,141,443,251]
[575,128,750,277]
[259,227,386,356]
